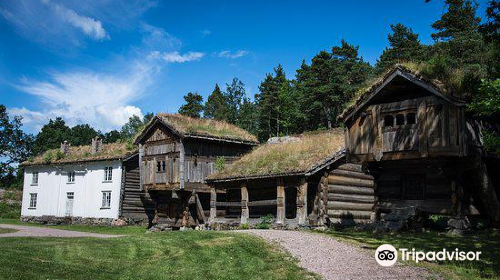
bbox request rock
[384,207,418,221]
[111,219,127,227]
[447,216,471,230]
[267,136,300,145]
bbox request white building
[21,139,137,223]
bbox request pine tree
[376,23,423,73]
[431,0,481,42]
[178,92,204,118]
[224,78,246,124]
[33,117,71,155]
[204,84,229,120]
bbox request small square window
[101,191,111,209]
[31,172,38,185]
[104,167,113,182]
[67,171,75,183]
[157,160,166,172]
[29,193,37,208]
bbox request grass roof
[339,63,453,121]
[22,142,137,166]
[156,113,258,143]
[208,129,345,181]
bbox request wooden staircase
[326,163,376,225]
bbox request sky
[0,0,490,134]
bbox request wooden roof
[134,113,259,145]
[21,142,137,166]
[207,130,346,183]
[339,64,466,123]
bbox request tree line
[1,0,498,189]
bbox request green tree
[33,117,71,155]
[237,97,259,137]
[431,0,481,42]
[178,92,204,118]
[102,130,121,143]
[0,105,34,189]
[224,78,246,124]
[204,84,228,120]
[376,23,424,73]
[69,124,99,146]
[120,114,153,140]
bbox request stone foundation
[21,216,121,226]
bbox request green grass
[324,229,500,280]
[0,228,17,234]
[0,220,317,280]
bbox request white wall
[21,161,123,219]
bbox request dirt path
[0,224,122,238]
[239,230,440,280]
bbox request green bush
[238,223,249,230]
[255,214,274,229]
[0,202,21,219]
[43,152,53,163]
[214,157,226,172]
[55,150,65,160]
[427,215,448,230]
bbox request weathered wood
[328,184,374,195]
[215,201,242,207]
[337,163,363,173]
[327,193,375,203]
[378,199,452,214]
[327,175,374,188]
[277,179,285,224]
[327,201,373,211]
[329,169,374,181]
[329,217,372,225]
[241,184,249,224]
[248,199,278,206]
[179,140,185,189]
[210,187,217,221]
[195,193,206,223]
[297,179,308,225]
[327,210,372,219]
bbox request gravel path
[239,230,439,280]
[0,224,122,238]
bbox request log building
[126,113,258,227]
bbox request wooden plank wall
[121,157,155,222]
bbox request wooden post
[138,144,144,191]
[418,100,428,157]
[297,178,308,225]
[241,183,249,225]
[277,178,285,224]
[179,140,185,189]
[209,187,217,222]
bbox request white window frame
[104,167,113,182]
[101,191,111,209]
[31,172,38,185]
[67,171,75,184]
[29,193,37,209]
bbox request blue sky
[0,0,489,133]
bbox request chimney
[91,137,103,154]
[60,141,70,155]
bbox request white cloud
[200,29,211,37]
[218,50,249,59]
[141,23,181,50]
[148,51,205,63]
[11,61,157,132]
[42,0,108,40]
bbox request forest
[1,0,499,189]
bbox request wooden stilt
[297,178,308,225]
[241,183,249,224]
[209,187,217,222]
[277,178,285,224]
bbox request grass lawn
[0,228,17,234]
[0,220,317,280]
[324,229,500,280]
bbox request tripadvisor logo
[375,244,482,267]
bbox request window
[406,113,416,125]
[67,171,75,183]
[383,115,394,127]
[104,167,113,182]
[396,114,405,126]
[29,193,37,208]
[101,191,111,209]
[157,160,166,172]
[31,172,38,185]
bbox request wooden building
[126,113,258,227]
[206,131,376,227]
[339,65,498,221]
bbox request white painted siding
[21,161,123,219]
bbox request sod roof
[135,113,258,144]
[21,142,137,166]
[207,129,345,182]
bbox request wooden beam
[327,175,374,188]
[209,187,217,221]
[418,100,428,157]
[195,193,206,223]
[179,140,185,189]
[241,183,249,224]
[215,201,242,207]
[248,199,278,206]
[297,179,308,225]
[277,178,285,224]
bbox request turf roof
[21,142,136,166]
[136,113,258,144]
[208,129,345,181]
